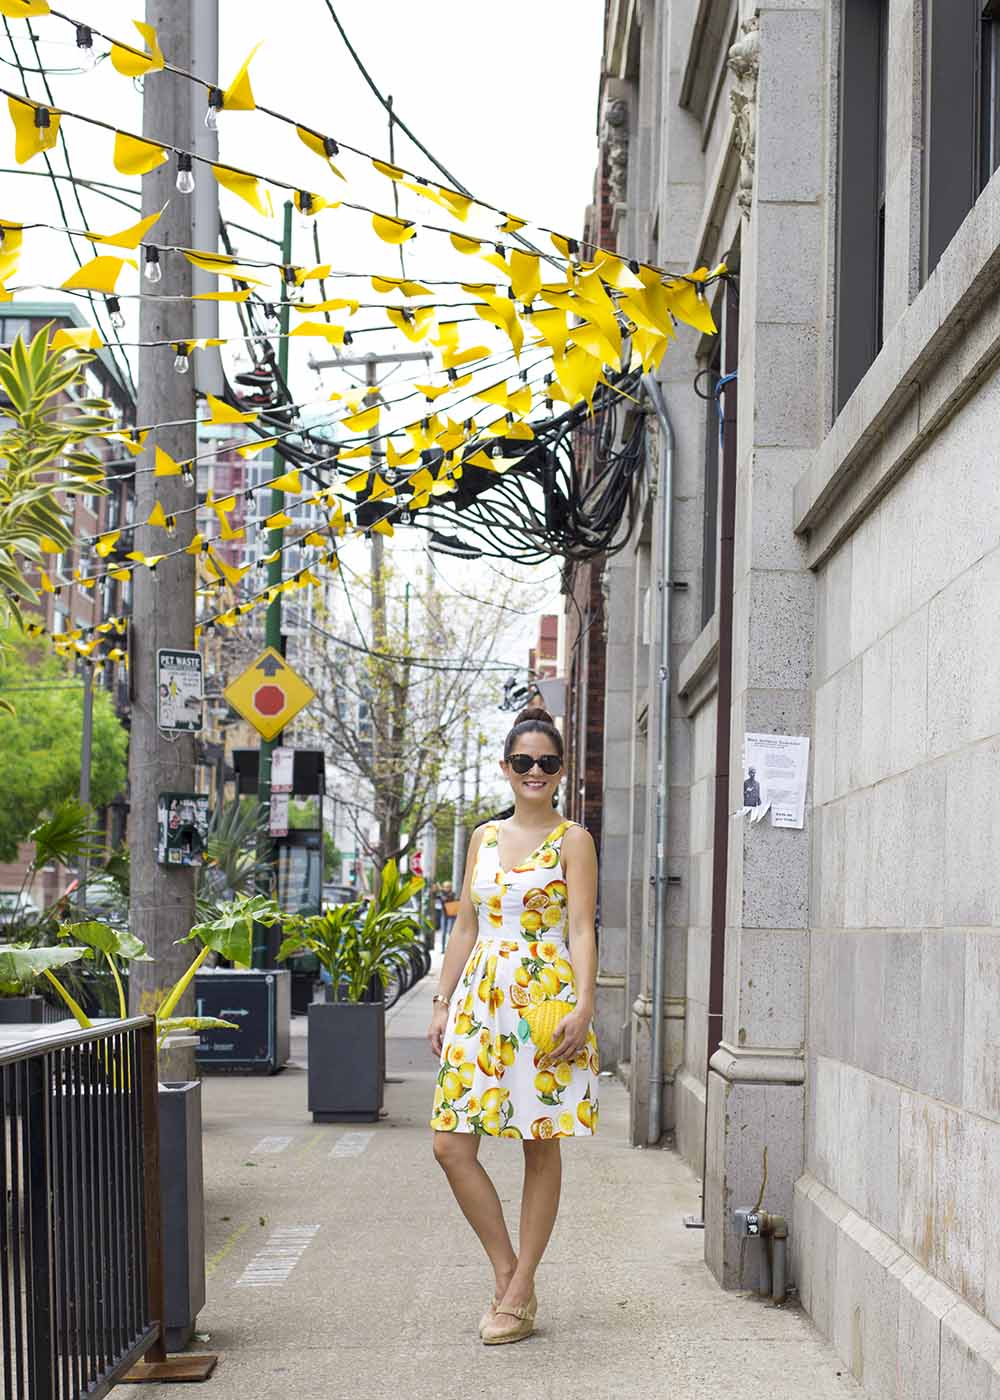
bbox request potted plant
[0,942,89,1025]
[56,892,281,1348]
[279,861,424,1122]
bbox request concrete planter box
[158,1080,206,1352]
[307,1001,384,1122]
[0,995,55,1023]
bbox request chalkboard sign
[194,969,291,1074]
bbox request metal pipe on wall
[641,372,675,1148]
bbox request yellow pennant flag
[206,393,257,426]
[211,164,273,218]
[95,531,120,558]
[386,306,434,342]
[194,288,251,302]
[294,297,358,316]
[371,275,430,296]
[88,207,164,250]
[414,380,465,401]
[342,404,380,433]
[343,471,370,493]
[371,519,394,537]
[185,532,205,556]
[236,436,279,458]
[147,501,168,529]
[373,158,405,181]
[295,125,346,180]
[509,250,541,303]
[386,440,419,470]
[442,344,490,371]
[223,42,262,111]
[60,255,135,294]
[450,233,482,256]
[436,187,473,221]
[112,428,149,456]
[154,446,182,476]
[110,21,164,77]
[0,1,50,16]
[498,213,527,234]
[265,511,293,529]
[113,131,168,176]
[8,96,60,165]
[289,320,345,345]
[372,213,415,245]
[269,469,302,494]
[667,280,717,335]
[50,325,102,352]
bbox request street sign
[223,647,316,741]
[157,648,203,732]
[271,746,294,793]
[411,849,423,877]
[270,792,289,837]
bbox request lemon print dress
[431,820,599,1139]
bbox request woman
[428,706,599,1345]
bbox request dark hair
[503,705,564,762]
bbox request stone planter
[307,1000,384,1122]
[0,995,51,1023]
[158,1080,206,1352]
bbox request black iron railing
[0,1017,164,1399]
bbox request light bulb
[205,87,223,131]
[399,509,411,526]
[205,108,219,131]
[143,248,162,283]
[75,24,97,71]
[176,154,195,195]
[383,466,398,485]
[173,351,190,375]
[182,465,196,488]
[108,297,125,330]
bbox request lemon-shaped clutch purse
[518,1000,574,1053]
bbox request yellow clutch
[520,1000,574,1054]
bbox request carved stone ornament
[727,14,761,219]
[603,97,629,207]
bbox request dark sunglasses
[507,753,562,775]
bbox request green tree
[0,626,128,860]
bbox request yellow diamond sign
[224,647,316,741]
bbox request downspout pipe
[641,372,675,1147]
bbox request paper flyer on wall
[739,733,810,829]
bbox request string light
[74,24,96,72]
[175,152,195,195]
[204,87,224,131]
[172,343,190,374]
[107,296,125,330]
[143,246,162,283]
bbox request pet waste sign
[224,647,316,741]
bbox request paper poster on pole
[269,792,289,837]
[739,733,810,829]
[271,746,294,793]
[156,649,203,732]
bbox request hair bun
[513,704,554,727]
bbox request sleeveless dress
[431,819,600,1139]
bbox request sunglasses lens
[508,753,562,775]
[509,755,532,774]
[539,755,562,774]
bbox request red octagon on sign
[253,684,285,716]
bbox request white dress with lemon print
[431,819,599,1140]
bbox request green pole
[253,198,293,967]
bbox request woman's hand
[428,1003,450,1058]
[542,1005,591,1066]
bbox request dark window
[923,1,979,278]
[835,0,889,413]
[979,1,1000,189]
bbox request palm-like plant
[0,328,113,647]
[194,799,266,913]
[278,860,424,1003]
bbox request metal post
[190,0,221,398]
[78,659,93,908]
[128,0,198,1080]
[252,199,293,969]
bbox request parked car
[321,883,356,912]
[0,892,41,927]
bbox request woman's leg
[499,1140,562,1309]
[433,1132,517,1297]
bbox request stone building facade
[581,0,1000,1391]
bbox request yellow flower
[434,1108,458,1131]
[446,1044,464,1067]
[537,941,560,963]
[467,1096,481,1116]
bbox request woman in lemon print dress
[428,706,599,1346]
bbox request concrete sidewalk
[119,963,858,1400]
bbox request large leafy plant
[278,859,424,1003]
[0,327,113,640]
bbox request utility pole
[452,713,470,891]
[77,659,93,907]
[128,0,199,1079]
[308,348,430,872]
[252,198,293,968]
[190,0,222,398]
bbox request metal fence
[0,1017,163,1399]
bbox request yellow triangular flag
[0,2,50,17]
[265,511,293,529]
[269,469,302,493]
[342,405,380,434]
[8,95,60,165]
[110,21,164,77]
[60,255,135,294]
[206,393,257,426]
[147,501,168,529]
[95,531,120,558]
[154,446,182,476]
[112,131,168,176]
[211,164,273,218]
[295,125,346,180]
[236,436,279,457]
[88,206,164,250]
[222,42,262,111]
[50,325,102,352]
[372,213,415,245]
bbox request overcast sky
[3,1,605,766]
